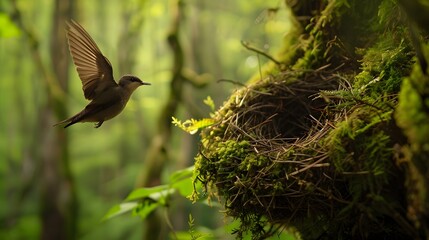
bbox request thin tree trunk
[42,0,77,239]
[11,0,77,239]
[135,1,186,239]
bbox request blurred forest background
[0,0,293,239]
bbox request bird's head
[119,75,151,92]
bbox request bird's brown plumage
[66,20,117,100]
[54,20,150,128]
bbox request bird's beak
[141,81,151,86]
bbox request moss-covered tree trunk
[194,0,429,239]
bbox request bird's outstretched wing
[66,20,117,100]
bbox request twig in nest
[241,41,281,65]
[217,78,247,87]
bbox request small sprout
[203,96,216,112]
[172,117,215,134]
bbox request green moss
[195,139,271,192]
[394,42,429,228]
[327,108,394,198]
[396,67,429,150]
[355,35,411,95]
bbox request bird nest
[195,69,409,239]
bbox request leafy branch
[172,96,216,134]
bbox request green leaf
[172,96,216,134]
[169,166,194,184]
[105,167,201,221]
[172,176,194,197]
[125,185,169,201]
[133,201,160,220]
[169,166,199,197]
[102,202,138,221]
[148,188,175,205]
[172,117,215,134]
[103,187,175,221]
[188,118,215,134]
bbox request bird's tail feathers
[53,113,82,128]
[53,119,70,127]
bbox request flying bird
[54,20,150,128]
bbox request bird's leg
[95,121,104,128]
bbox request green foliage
[103,167,198,221]
[103,202,141,221]
[0,13,21,37]
[172,117,215,135]
[173,96,217,134]
[396,55,429,147]
[203,96,216,112]
[0,216,40,240]
[186,214,208,240]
